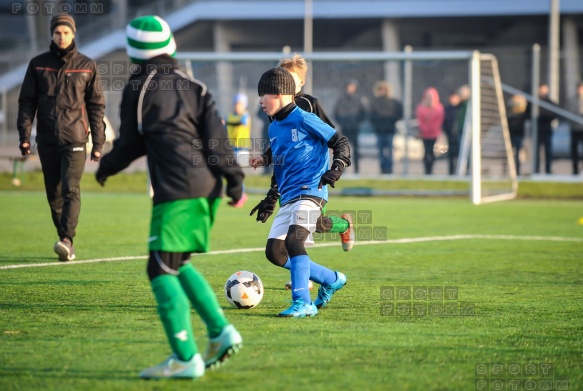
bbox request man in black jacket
[333,79,367,174]
[567,82,583,175]
[17,13,105,262]
[369,80,403,174]
[526,84,559,174]
[96,15,244,380]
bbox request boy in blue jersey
[250,67,351,317]
[253,55,355,254]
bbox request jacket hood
[422,87,441,107]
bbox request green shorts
[149,198,221,253]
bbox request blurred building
[1,1,582,81]
[1,0,582,138]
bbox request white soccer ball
[224,271,264,309]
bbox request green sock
[329,215,349,234]
[151,275,197,361]
[178,263,229,338]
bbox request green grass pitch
[1,191,582,390]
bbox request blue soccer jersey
[269,106,336,205]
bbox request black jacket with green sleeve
[97,55,244,205]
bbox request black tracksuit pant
[571,130,583,174]
[37,143,86,243]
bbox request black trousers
[446,133,460,175]
[534,132,553,174]
[37,143,87,242]
[422,138,437,175]
[570,130,583,174]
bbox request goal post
[468,51,518,205]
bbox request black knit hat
[50,13,76,34]
[258,67,296,96]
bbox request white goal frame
[175,50,518,205]
[467,51,518,205]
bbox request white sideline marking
[1,234,582,271]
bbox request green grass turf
[0,193,582,390]
[1,171,583,199]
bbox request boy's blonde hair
[278,54,308,82]
[508,94,527,114]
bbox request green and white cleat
[139,353,205,380]
[204,324,243,370]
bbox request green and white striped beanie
[126,15,176,63]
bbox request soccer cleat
[230,193,248,208]
[54,238,76,262]
[314,271,347,309]
[340,213,355,251]
[139,353,205,379]
[204,324,243,370]
[277,299,318,318]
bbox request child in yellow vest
[226,93,251,207]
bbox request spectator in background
[415,87,445,175]
[226,92,251,207]
[567,82,583,175]
[333,79,367,173]
[443,91,460,175]
[17,13,105,262]
[454,84,471,174]
[527,84,558,174]
[369,81,403,174]
[455,84,470,140]
[506,94,528,175]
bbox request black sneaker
[54,238,76,262]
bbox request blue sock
[283,257,336,286]
[289,255,311,303]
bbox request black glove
[91,147,101,162]
[95,168,107,187]
[19,141,31,156]
[249,187,280,223]
[226,177,243,205]
[318,162,345,189]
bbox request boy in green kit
[96,15,244,380]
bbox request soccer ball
[285,280,314,290]
[224,271,264,309]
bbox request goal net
[114,50,519,204]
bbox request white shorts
[268,200,323,247]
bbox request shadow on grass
[0,280,120,285]
[0,367,135,381]
[0,303,153,311]
[0,256,55,264]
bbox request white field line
[1,234,582,271]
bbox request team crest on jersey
[291,128,298,142]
